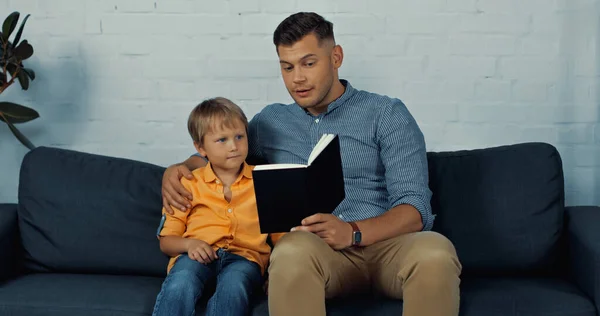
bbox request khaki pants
[268,231,461,316]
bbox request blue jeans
[152,249,262,316]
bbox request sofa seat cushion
[459,277,596,316]
[0,273,163,316]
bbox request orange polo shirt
[159,162,284,275]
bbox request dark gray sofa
[0,143,599,315]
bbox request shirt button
[315,118,320,123]
[227,209,232,213]
[338,214,344,220]
[216,180,220,184]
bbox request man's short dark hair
[273,12,335,47]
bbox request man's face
[277,33,342,115]
[195,119,248,174]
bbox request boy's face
[195,119,248,174]
[277,33,343,115]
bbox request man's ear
[194,142,207,158]
[332,44,344,69]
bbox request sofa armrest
[0,203,20,281]
[566,206,600,308]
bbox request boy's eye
[236,135,245,140]
[283,66,293,71]
[306,62,314,67]
[216,138,226,143]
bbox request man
[161,12,461,316]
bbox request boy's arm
[159,235,191,257]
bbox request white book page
[307,134,335,165]
[253,163,307,171]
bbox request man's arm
[358,99,433,245]
[162,155,207,213]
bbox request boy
[152,97,281,316]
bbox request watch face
[354,231,362,244]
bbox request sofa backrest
[428,142,565,276]
[18,147,169,277]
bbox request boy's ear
[194,142,207,158]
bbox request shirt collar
[203,162,253,183]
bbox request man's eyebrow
[279,53,318,64]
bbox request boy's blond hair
[187,97,248,144]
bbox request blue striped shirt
[247,80,434,231]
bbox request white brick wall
[1,0,599,206]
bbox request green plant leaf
[12,14,29,46]
[14,40,33,60]
[17,69,29,90]
[22,67,35,80]
[2,12,19,42]
[0,112,35,150]
[0,102,39,123]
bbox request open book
[252,134,346,233]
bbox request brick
[157,81,197,101]
[355,57,425,79]
[208,59,279,78]
[387,14,459,34]
[230,81,264,100]
[449,35,516,55]
[511,82,548,102]
[330,15,385,35]
[519,126,558,143]
[266,79,293,103]
[113,0,155,13]
[242,14,289,35]
[295,0,335,13]
[84,0,116,13]
[407,36,448,56]
[446,0,478,12]
[500,58,565,81]
[531,14,561,34]
[86,78,158,100]
[403,81,445,102]
[406,102,459,123]
[193,0,229,14]
[102,14,241,35]
[557,124,595,144]
[518,35,559,55]
[460,105,599,123]
[430,57,496,78]
[260,0,296,13]
[475,80,511,101]
[218,36,276,59]
[476,0,517,14]
[229,0,261,14]
[155,1,195,13]
[194,80,233,100]
[459,14,530,34]
[48,38,80,58]
[442,81,475,102]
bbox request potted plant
[0,11,37,150]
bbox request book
[252,134,346,233]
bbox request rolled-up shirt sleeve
[376,99,434,231]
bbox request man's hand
[186,239,218,264]
[292,213,353,250]
[162,163,194,214]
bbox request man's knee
[403,232,462,280]
[269,231,326,275]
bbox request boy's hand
[186,239,218,264]
[162,163,194,213]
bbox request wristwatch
[349,222,362,247]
